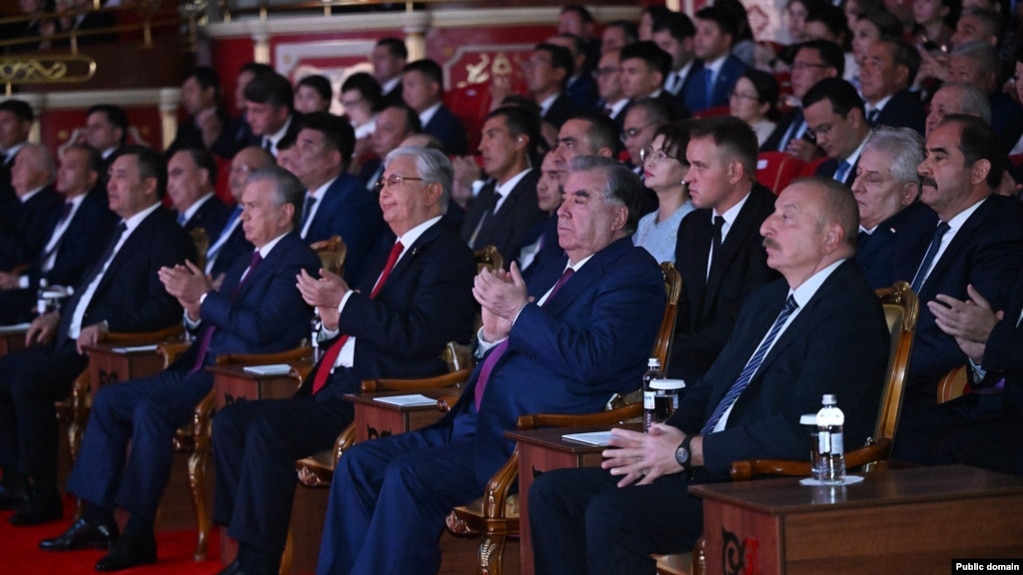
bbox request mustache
[919,175,937,188]
[763,237,779,250]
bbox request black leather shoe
[94,534,156,571]
[39,518,119,551]
[0,484,28,510]
[8,493,63,526]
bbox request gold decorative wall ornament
[0,55,96,84]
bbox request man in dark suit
[652,11,699,100]
[84,104,128,172]
[244,71,302,158]
[65,0,117,44]
[401,59,466,155]
[205,146,273,285]
[42,165,319,571]
[850,126,936,289]
[0,99,34,213]
[460,106,546,261]
[803,78,870,187]
[0,144,62,272]
[372,37,408,107]
[761,40,842,159]
[516,151,563,277]
[683,6,747,114]
[892,115,1023,459]
[529,177,890,575]
[621,98,678,177]
[292,112,382,284]
[548,34,598,111]
[860,38,926,135]
[221,63,274,161]
[213,146,477,575]
[166,67,239,160]
[167,148,228,240]
[947,43,1023,153]
[0,144,117,325]
[920,269,1023,475]
[594,49,630,128]
[315,156,666,575]
[524,43,577,131]
[670,117,778,382]
[0,146,194,527]
[620,42,691,122]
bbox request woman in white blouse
[633,122,695,264]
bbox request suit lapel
[918,197,993,298]
[371,223,443,298]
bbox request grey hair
[246,166,306,230]
[568,155,643,235]
[21,143,56,184]
[862,126,924,186]
[384,145,452,212]
[951,41,1000,81]
[933,81,992,124]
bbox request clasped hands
[158,260,213,321]
[602,424,688,488]
[928,284,1003,364]
[296,268,347,330]
[472,262,531,343]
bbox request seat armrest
[216,346,312,366]
[361,368,473,392]
[517,402,643,430]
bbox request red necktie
[311,241,404,394]
[474,267,575,409]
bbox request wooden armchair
[937,364,968,404]
[311,235,347,276]
[657,281,920,575]
[190,227,210,271]
[443,262,683,575]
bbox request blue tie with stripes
[701,295,799,435]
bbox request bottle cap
[650,378,685,390]
[822,394,837,405]
[647,357,660,367]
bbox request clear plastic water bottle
[642,357,664,432]
[310,310,324,364]
[816,394,846,484]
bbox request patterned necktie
[834,160,852,183]
[474,267,575,409]
[300,195,317,231]
[867,108,880,125]
[910,221,951,293]
[311,241,405,394]
[703,68,715,108]
[191,250,263,373]
[701,295,799,435]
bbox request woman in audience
[633,122,694,264]
[851,9,905,89]
[729,70,779,146]
[786,0,824,43]
[913,0,956,53]
[842,0,887,31]
[339,72,383,171]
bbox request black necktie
[85,222,127,284]
[910,221,951,292]
[708,215,725,280]
[301,195,317,231]
[468,184,499,249]
[867,108,880,125]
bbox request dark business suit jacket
[761,108,801,152]
[871,89,926,135]
[0,190,118,325]
[0,186,63,271]
[304,172,383,284]
[297,222,477,400]
[208,220,254,280]
[542,94,576,129]
[654,90,692,122]
[670,185,779,381]
[895,195,1023,398]
[442,237,666,484]
[422,105,468,155]
[683,55,746,113]
[180,194,229,243]
[459,169,546,262]
[669,260,890,478]
[166,108,237,159]
[565,75,599,111]
[815,156,860,187]
[855,201,937,290]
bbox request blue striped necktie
[701,295,799,435]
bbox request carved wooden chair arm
[729,437,893,481]
[333,423,356,467]
[192,390,216,437]
[215,346,312,366]
[516,402,643,430]
[436,395,460,412]
[361,367,473,392]
[289,364,314,387]
[102,324,184,344]
[482,446,519,519]
[158,341,191,369]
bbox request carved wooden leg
[692,535,706,575]
[278,528,294,575]
[478,534,505,575]
[187,446,210,561]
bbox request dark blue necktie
[910,221,951,293]
[701,295,799,435]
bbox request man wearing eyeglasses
[621,98,678,178]
[213,146,477,575]
[593,49,630,128]
[803,78,871,187]
[291,112,383,284]
[762,40,843,159]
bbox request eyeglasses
[806,122,835,140]
[375,174,425,191]
[620,122,656,142]
[729,91,760,101]
[640,146,675,165]
[593,66,621,78]
[340,97,364,108]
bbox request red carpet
[0,496,224,575]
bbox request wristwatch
[674,435,694,468]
